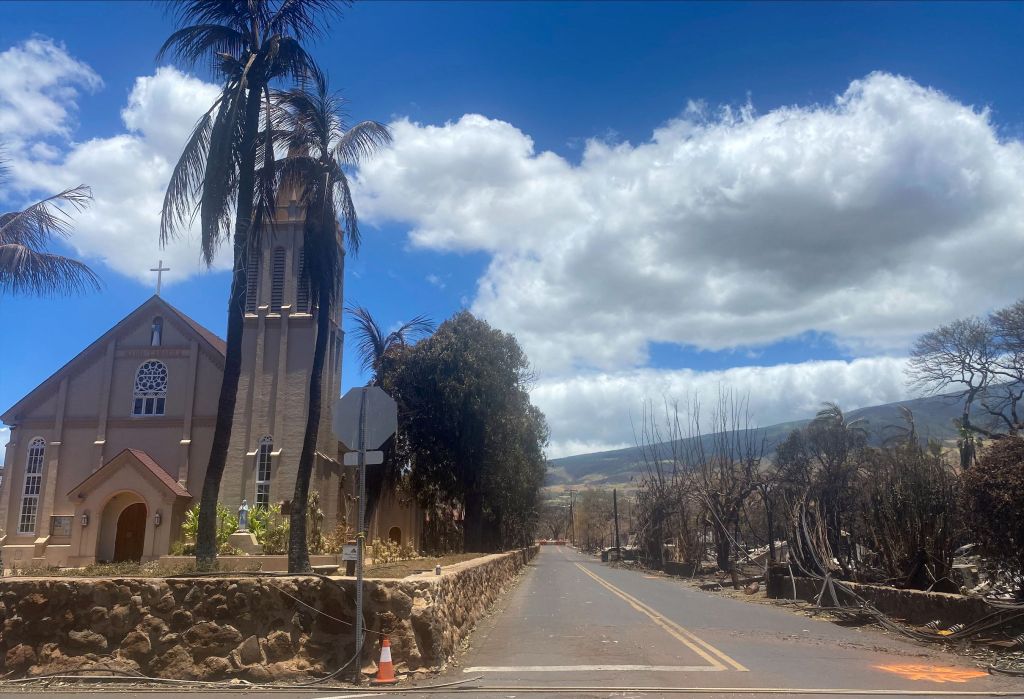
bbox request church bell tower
[221,188,345,525]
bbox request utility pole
[613,488,621,555]
[568,490,575,546]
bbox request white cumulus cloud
[0,37,102,142]
[532,357,911,458]
[356,73,1024,374]
[3,38,226,285]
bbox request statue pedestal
[228,531,261,555]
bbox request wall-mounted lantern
[80,512,89,527]
[153,511,162,527]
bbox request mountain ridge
[546,392,971,487]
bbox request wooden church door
[113,502,147,562]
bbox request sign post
[333,385,397,678]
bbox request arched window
[388,526,402,546]
[270,247,286,312]
[255,436,273,509]
[296,249,310,313]
[245,247,259,313]
[133,360,167,416]
[18,438,45,534]
[150,316,163,346]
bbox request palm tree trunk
[289,295,331,573]
[195,85,264,569]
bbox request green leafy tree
[389,311,548,552]
[157,0,340,568]
[0,150,100,296]
[271,73,391,573]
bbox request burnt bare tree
[908,300,1024,467]
[682,390,765,579]
[633,399,703,569]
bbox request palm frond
[333,120,392,165]
[269,0,346,41]
[198,78,246,264]
[347,304,388,374]
[164,0,259,38]
[388,314,436,346]
[1,186,93,250]
[157,23,248,67]
[268,35,323,85]
[331,170,359,254]
[0,244,101,296]
[276,154,320,196]
[160,104,217,244]
[301,179,343,307]
[251,86,279,248]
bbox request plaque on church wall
[50,516,73,538]
[117,348,189,359]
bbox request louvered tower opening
[270,247,286,312]
[245,247,259,313]
[297,249,310,313]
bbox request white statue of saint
[238,499,250,532]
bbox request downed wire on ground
[782,526,1024,677]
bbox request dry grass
[366,552,485,579]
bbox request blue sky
[2,1,1023,457]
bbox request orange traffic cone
[372,637,398,685]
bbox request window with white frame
[18,438,45,534]
[255,436,273,509]
[133,360,168,416]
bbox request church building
[0,199,419,568]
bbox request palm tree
[272,74,392,573]
[808,402,868,575]
[347,305,434,534]
[158,0,340,568]
[0,150,100,295]
[348,305,434,383]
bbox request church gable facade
[0,296,224,567]
[0,199,421,569]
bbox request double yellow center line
[574,562,748,672]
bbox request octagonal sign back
[333,385,398,452]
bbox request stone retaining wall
[767,569,993,626]
[0,546,538,681]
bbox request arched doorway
[388,526,402,546]
[113,502,147,562]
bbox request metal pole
[353,386,368,680]
[568,490,574,546]
[613,489,621,555]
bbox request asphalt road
[432,545,1024,697]
[7,546,1024,698]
